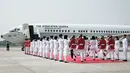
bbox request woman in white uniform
[45,37,50,59]
[42,36,46,58]
[83,36,89,60]
[33,39,38,56]
[90,36,97,60]
[49,36,54,60]
[115,36,120,60]
[38,38,43,57]
[63,35,69,63]
[53,36,59,61]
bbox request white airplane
[1,23,130,45]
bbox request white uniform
[122,38,128,60]
[53,40,59,60]
[42,39,46,57]
[45,40,50,58]
[115,40,120,59]
[90,40,97,59]
[34,40,38,55]
[58,38,64,61]
[84,40,89,58]
[63,39,69,62]
[38,40,43,56]
[49,39,54,59]
[30,40,34,55]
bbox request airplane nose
[1,35,3,38]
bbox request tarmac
[0,47,130,73]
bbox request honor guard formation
[24,34,128,63]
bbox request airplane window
[48,30,49,32]
[99,31,100,33]
[90,30,92,32]
[127,31,129,33]
[104,31,105,33]
[125,31,127,33]
[93,30,95,33]
[86,30,88,32]
[81,30,82,32]
[65,30,67,32]
[101,31,103,33]
[73,30,75,32]
[78,30,80,32]
[53,30,55,32]
[83,30,85,32]
[51,30,52,32]
[45,30,47,32]
[59,30,61,32]
[8,35,11,37]
[56,30,58,32]
[96,30,98,33]
[62,30,64,32]
[68,30,70,32]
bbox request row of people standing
[24,34,128,63]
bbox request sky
[0,0,130,40]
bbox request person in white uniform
[33,39,38,56]
[38,38,43,57]
[90,36,97,60]
[30,40,35,55]
[53,36,59,61]
[37,38,40,56]
[58,34,64,62]
[49,36,54,60]
[122,35,128,61]
[45,37,50,59]
[83,36,89,60]
[63,35,70,63]
[115,36,120,60]
[42,36,46,58]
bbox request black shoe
[123,60,127,61]
[116,59,119,60]
[54,59,57,61]
[95,56,98,58]
[59,60,63,62]
[93,59,95,60]
[64,61,69,63]
[81,61,84,62]
[74,59,76,61]
[46,57,49,59]
[107,58,111,60]
[84,59,86,61]
[102,58,104,60]
[50,58,54,60]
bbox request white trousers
[53,48,58,60]
[42,47,46,57]
[50,47,54,59]
[78,49,85,61]
[45,48,49,58]
[107,49,115,60]
[59,48,63,60]
[123,48,127,60]
[115,47,119,59]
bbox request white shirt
[115,40,120,49]
[122,38,128,49]
[50,39,54,48]
[42,39,46,48]
[54,40,59,49]
[58,38,64,49]
[90,40,97,49]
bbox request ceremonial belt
[101,44,105,45]
[72,44,76,45]
[109,44,114,46]
[79,44,84,45]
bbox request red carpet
[48,54,123,64]
[28,53,123,64]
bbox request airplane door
[28,25,34,41]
